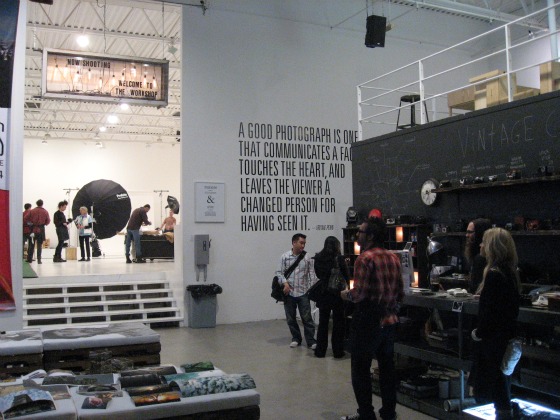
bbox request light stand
[62,187,79,247]
[154,189,169,227]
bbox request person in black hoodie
[312,236,350,358]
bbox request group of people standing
[275,217,403,420]
[23,199,93,264]
[276,215,521,420]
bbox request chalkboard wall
[352,91,560,283]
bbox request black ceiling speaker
[365,15,387,48]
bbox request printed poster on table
[0,0,20,311]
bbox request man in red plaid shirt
[341,217,403,420]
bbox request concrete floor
[155,320,436,420]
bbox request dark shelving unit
[395,294,560,419]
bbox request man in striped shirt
[341,217,403,420]
[275,233,318,349]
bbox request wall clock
[420,178,439,206]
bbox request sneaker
[310,343,317,350]
[341,414,360,420]
[126,257,132,264]
[289,341,300,348]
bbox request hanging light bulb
[88,68,92,80]
[143,73,148,89]
[73,70,81,84]
[98,77,103,90]
[52,58,60,82]
[121,70,125,82]
[152,75,157,89]
[111,73,117,87]
[131,64,137,78]
[63,64,69,78]
[76,34,90,48]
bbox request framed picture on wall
[195,182,225,223]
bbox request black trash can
[186,284,222,328]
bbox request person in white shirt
[275,233,318,349]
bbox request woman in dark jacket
[471,228,520,420]
[312,236,350,358]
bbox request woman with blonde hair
[471,228,520,419]
[75,206,93,262]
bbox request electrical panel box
[194,234,210,265]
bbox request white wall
[180,3,486,324]
[2,1,27,331]
[23,140,181,256]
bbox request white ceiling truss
[25,0,184,146]
[24,0,556,146]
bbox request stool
[396,94,429,130]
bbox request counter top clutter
[0,363,260,420]
[389,292,559,419]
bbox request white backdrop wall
[180,3,485,325]
[23,140,181,256]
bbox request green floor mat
[22,260,38,278]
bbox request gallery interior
[0,0,559,419]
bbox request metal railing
[357,1,560,140]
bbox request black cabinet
[342,224,431,287]
[432,175,560,283]
[393,294,560,419]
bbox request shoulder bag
[271,251,306,302]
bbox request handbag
[327,257,347,293]
[501,337,522,375]
[271,251,306,302]
[307,280,324,302]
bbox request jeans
[23,234,33,258]
[350,303,397,420]
[125,229,141,258]
[315,294,345,356]
[79,235,91,259]
[284,294,316,347]
[26,230,44,263]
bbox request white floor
[26,247,176,278]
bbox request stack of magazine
[119,365,181,407]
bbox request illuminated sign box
[42,49,168,107]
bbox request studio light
[427,237,443,256]
[119,103,130,111]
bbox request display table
[1,367,260,420]
[0,330,43,376]
[70,387,260,420]
[41,323,161,372]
